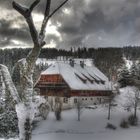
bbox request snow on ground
[1,86,140,140]
[1,106,140,140]
[32,106,140,140]
[0,139,18,140]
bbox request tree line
[1,46,140,78]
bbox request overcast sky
[0,0,140,49]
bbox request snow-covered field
[1,106,140,140]
[32,106,140,140]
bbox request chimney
[80,61,84,68]
[69,59,74,67]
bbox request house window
[63,97,68,103]
[74,98,77,104]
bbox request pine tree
[118,65,132,87]
[118,61,140,119]
[129,61,140,87]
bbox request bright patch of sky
[62,8,71,15]
[46,21,62,40]
[45,40,57,48]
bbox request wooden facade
[36,74,112,97]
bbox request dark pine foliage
[1,46,140,80]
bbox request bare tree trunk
[76,98,83,121]
[24,118,32,140]
[78,107,80,121]
[54,97,62,121]
[11,0,69,139]
[108,99,111,120]
[134,97,137,119]
[134,89,139,119]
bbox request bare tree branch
[12,0,69,74]
[39,0,69,44]
[44,0,51,17]
[38,0,51,45]
[26,17,39,46]
[12,1,29,17]
[48,0,69,20]
[12,0,40,46]
[30,0,40,13]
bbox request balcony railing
[37,82,68,88]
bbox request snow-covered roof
[41,61,112,91]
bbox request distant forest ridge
[0,46,140,78]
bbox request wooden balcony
[37,82,68,89]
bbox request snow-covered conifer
[118,64,132,87]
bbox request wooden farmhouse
[35,60,113,109]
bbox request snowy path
[32,107,140,140]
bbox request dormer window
[94,74,105,85]
[88,73,100,84]
[82,73,93,83]
[101,80,105,85]
[75,73,87,83]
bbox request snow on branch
[0,64,20,104]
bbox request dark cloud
[54,0,140,48]
[0,0,69,48]
[0,19,31,47]
[1,0,140,48]
[58,25,80,35]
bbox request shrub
[0,110,18,138]
[38,103,50,120]
[128,114,138,126]
[106,123,117,130]
[120,119,129,128]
